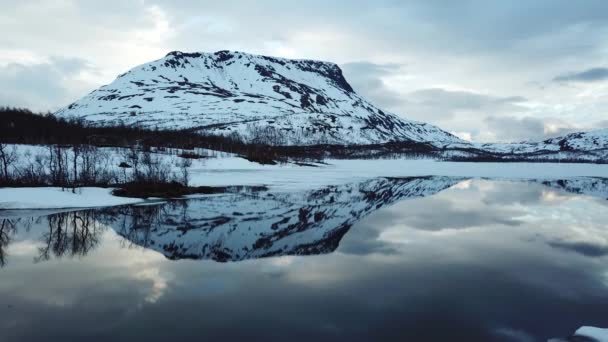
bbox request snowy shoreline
[2,158,608,210]
[0,187,144,210]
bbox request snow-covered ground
[0,187,143,209]
[553,326,608,341]
[189,158,608,191]
[575,326,608,341]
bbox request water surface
[1,177,608,341]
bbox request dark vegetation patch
[272,85,292,99]
[112,181,267,199]
[300,94,312,108]
[166,51,203,59]
[99,94,120,101]
[214,50,234,63]
[315,95,327,106]
[243,155,278,165]
[255,64,275,78]
[293,162,319,167]
[1,107,604,173]
[118,94,144,101]
[178,151,206,159]
[446,155,606,164]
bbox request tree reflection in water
[35,210,104,263]
[0,202,185,268]
[1,176,607,267]
[0,217,37,267]
[0,218,18,267]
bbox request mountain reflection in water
[1,176,607,267]
[1,176,608,342]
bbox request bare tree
[79,145,97,185]
[0,219,18,267]
[72,144,82,192]
[178,157,193,186]
[35,211,102,263]
[48,145,69,188]
[0,143,17,183]
[126,145,140,182]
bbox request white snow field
[189,158,608,191]
[0,187,143,209]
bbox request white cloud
[1,0,608,141]
[0,57,98,111]
[484,116,582,142]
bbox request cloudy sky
[1,0,608,142]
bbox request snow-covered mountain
[466,128,608,161]
[55,50,463,147]
[51,50,608,161]
[476,129,608,155]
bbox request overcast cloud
[554,67,608,83]
[1,0,607,142]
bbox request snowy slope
[574,327,608,341]
[472,128,608,160]
[551,326,608,342]
[55,50,463,147]
[0,187,143,209]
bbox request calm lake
[1,177,608,341]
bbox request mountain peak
[158,50,354,93]
[56,51,462,146]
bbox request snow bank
[0,187,144,210]
[189,158,608,192]
[575,326,608,341]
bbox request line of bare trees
[0,142,195,189]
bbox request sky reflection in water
[1,178,608,342]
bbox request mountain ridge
[55,50,464,147]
